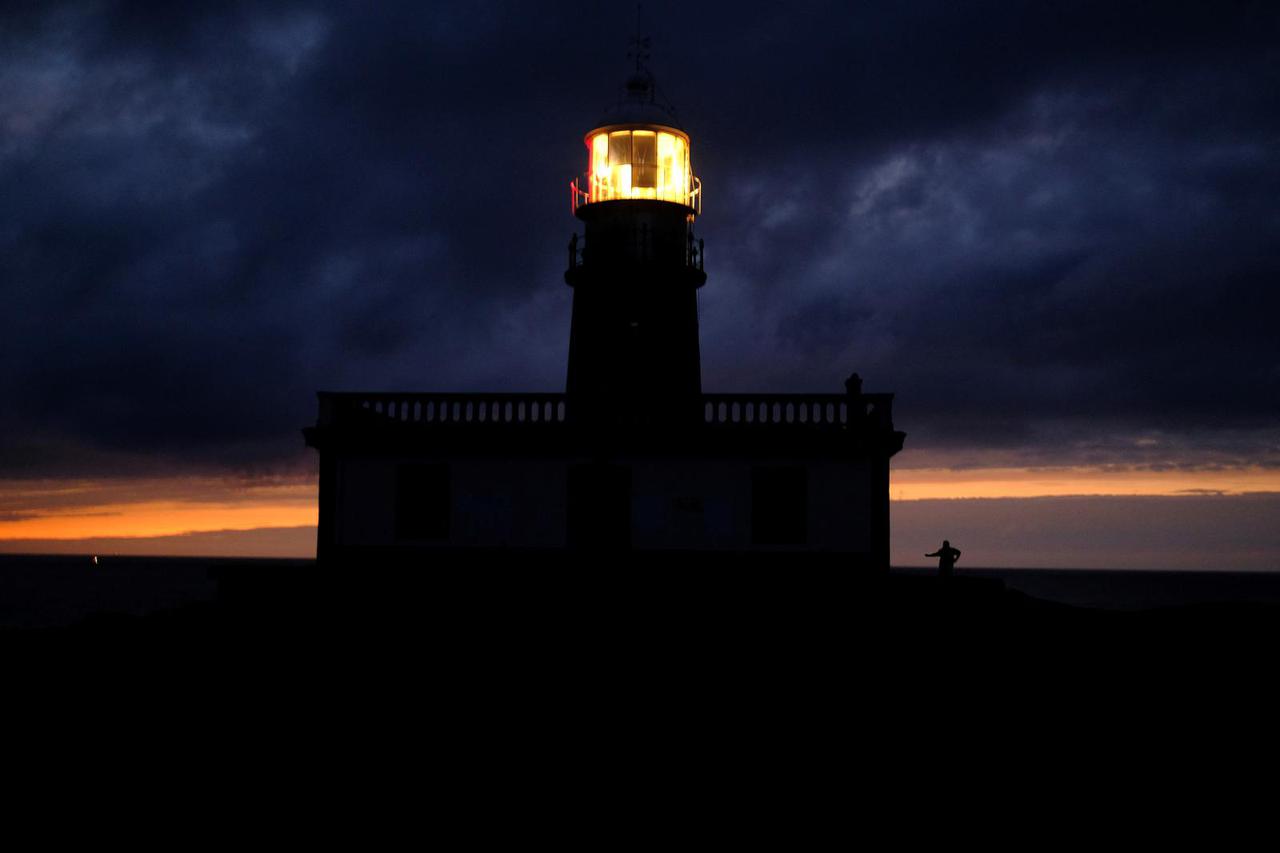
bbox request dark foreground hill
[5,554,1278,672]
[5,553,1276,809]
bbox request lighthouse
[304,41,905,566]
[564,52,705,416]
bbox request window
[751,467,808,545]
[632,131,656,190]
[395,464,450,540]
[609,131,632,195]
[592,133,609,179]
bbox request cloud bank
[2,1,1277,478]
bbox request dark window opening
[396,463,450,540]
[751,466,808,545]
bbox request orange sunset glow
[0,477,316,552]
[3,464,1278,559]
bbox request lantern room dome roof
[592,68,684,133]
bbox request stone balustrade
[318,391,893,431]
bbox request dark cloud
[2,0,1277,477]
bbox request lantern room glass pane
[657,132,676,201]
[591,133,609,178]
[609,132,631,167]
[608,132,632,199]
[674,136,688,197]
[632,131,656,194]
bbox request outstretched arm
[925,550,939,557]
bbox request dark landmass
[4,555,1278,657]
[6,554,1274,774]
[894,565,1280,610]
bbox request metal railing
[569,174,702,215]
[566,231,703,271]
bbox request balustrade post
[845,373,865,427]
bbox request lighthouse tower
[565,47,705,418]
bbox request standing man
[926,540,962,579]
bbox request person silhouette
[925,540,961,579]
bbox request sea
[2,553,1279,628]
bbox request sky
[2,1,1278,568]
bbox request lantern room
[573,124,700,212]
[570,67,702,215]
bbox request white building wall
[630,457,873,551]
[630,458,745,549]
[337,457,568,549]
[335,455,875,553]
[336,457,396,545]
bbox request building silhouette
[304,54,905,566]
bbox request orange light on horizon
[0,500,317,540]
[0,477,316,541]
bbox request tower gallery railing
[569,174,702,215]
[317,392,894,431]
[567,231,704,271]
